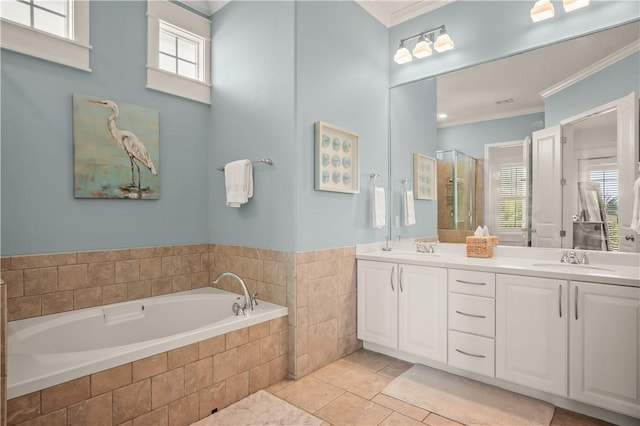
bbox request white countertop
[356,242,640,288]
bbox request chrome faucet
[212,272,255,314]
[560,250,580,264]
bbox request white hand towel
[224,159,253,208]
[404,190,416,226]
[631,177,640,233]
[372,186,386,229]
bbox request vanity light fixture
[393,25,454,65]
[412,34,432,58]
[531,0,590,22]
[530,0,555,22]
[393,41,413,64]
[563,0,589,12]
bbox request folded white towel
[224,159,253,208]
[404,189,416,226]
[631,177,640,233]
[372,186,386,229]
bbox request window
[158,21,204,81]
[498,165,527,229]
[147,1,211,104]
[588,168,619,251]
[0,0,90,70]
[1,0,71,38]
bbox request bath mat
[191,390,323,426]
[382,364,554,426]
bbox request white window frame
[0,0,91,71]
[147,0,211,104]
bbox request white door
[496,274,568,396]
[398,264,447,362]
[570,281,640,418]
[617,91,639,252]
[531,126,563,248]
[357,260,398,348]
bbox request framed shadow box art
[413,153,436,200]
[314,121,359,194]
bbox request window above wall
[147,0,211,104]
[0,0,91,71]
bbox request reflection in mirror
[387,20,638,249]
[435,149,479,231]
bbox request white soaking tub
[8,287,287,398]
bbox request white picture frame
[314,121,360,194]
[413,153,436,200]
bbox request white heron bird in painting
[88,98,158,191]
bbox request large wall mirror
[389,20,640,253]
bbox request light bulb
[394,43,412,64]
[412,36,432,59]
[530,0,555,22]
[563,0,589,12]
[434,31,454,53]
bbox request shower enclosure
[436,149,477,230]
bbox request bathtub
[7,287,287,399]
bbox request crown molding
[177,0,230,16]
[541,39,640,99]
[355,0,454,28]
[438,106,545,129]
[390,1,454,27]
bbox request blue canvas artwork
[73,93,160,199]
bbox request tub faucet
[212,272,254,312]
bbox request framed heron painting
[73,93,160,199]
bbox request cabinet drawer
[448,330,495,377]
[449,293,495,338]
[449,269,495,297]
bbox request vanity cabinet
[447,269,496,377]
[357,260,447,362]
[496,274,568,396]
[569,281,640,418]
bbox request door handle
[574,286,579,320]
[558,284,562,318]
[625,234,636,242]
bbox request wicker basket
[466,236,496,258]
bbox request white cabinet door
[570,281,640,418]
[496,274,568,396]
[616,91,639,252]
[357,260,398,349]
[398,264,447,363]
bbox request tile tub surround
[292,246,362,379]
[1,242,360,381]
[6,317,288,426]
[0,243,296,321]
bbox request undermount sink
[383,251,440,257]
[530,263,615,273]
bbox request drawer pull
[456,279,486,286]
[455,310,486,319]
[455,348,486,358]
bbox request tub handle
[251,293,259,306]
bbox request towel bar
[217,158,274,172]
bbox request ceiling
[180,0,450,27]
[437,21,640,128]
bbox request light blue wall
[294,1,389,251]
[545,52,640,126]
[389,1,640,87]
[0,1,210,255]
[209,1,296,251]
[389,78,438,239]
[437,112,546,158]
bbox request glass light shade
[412,39,432,58]
[433,33,454,53]
[394,46,412,64]
[563,0,589,12]
[530,0,555,22]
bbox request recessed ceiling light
[438,113,448,119]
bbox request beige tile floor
[263,349,613,426]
